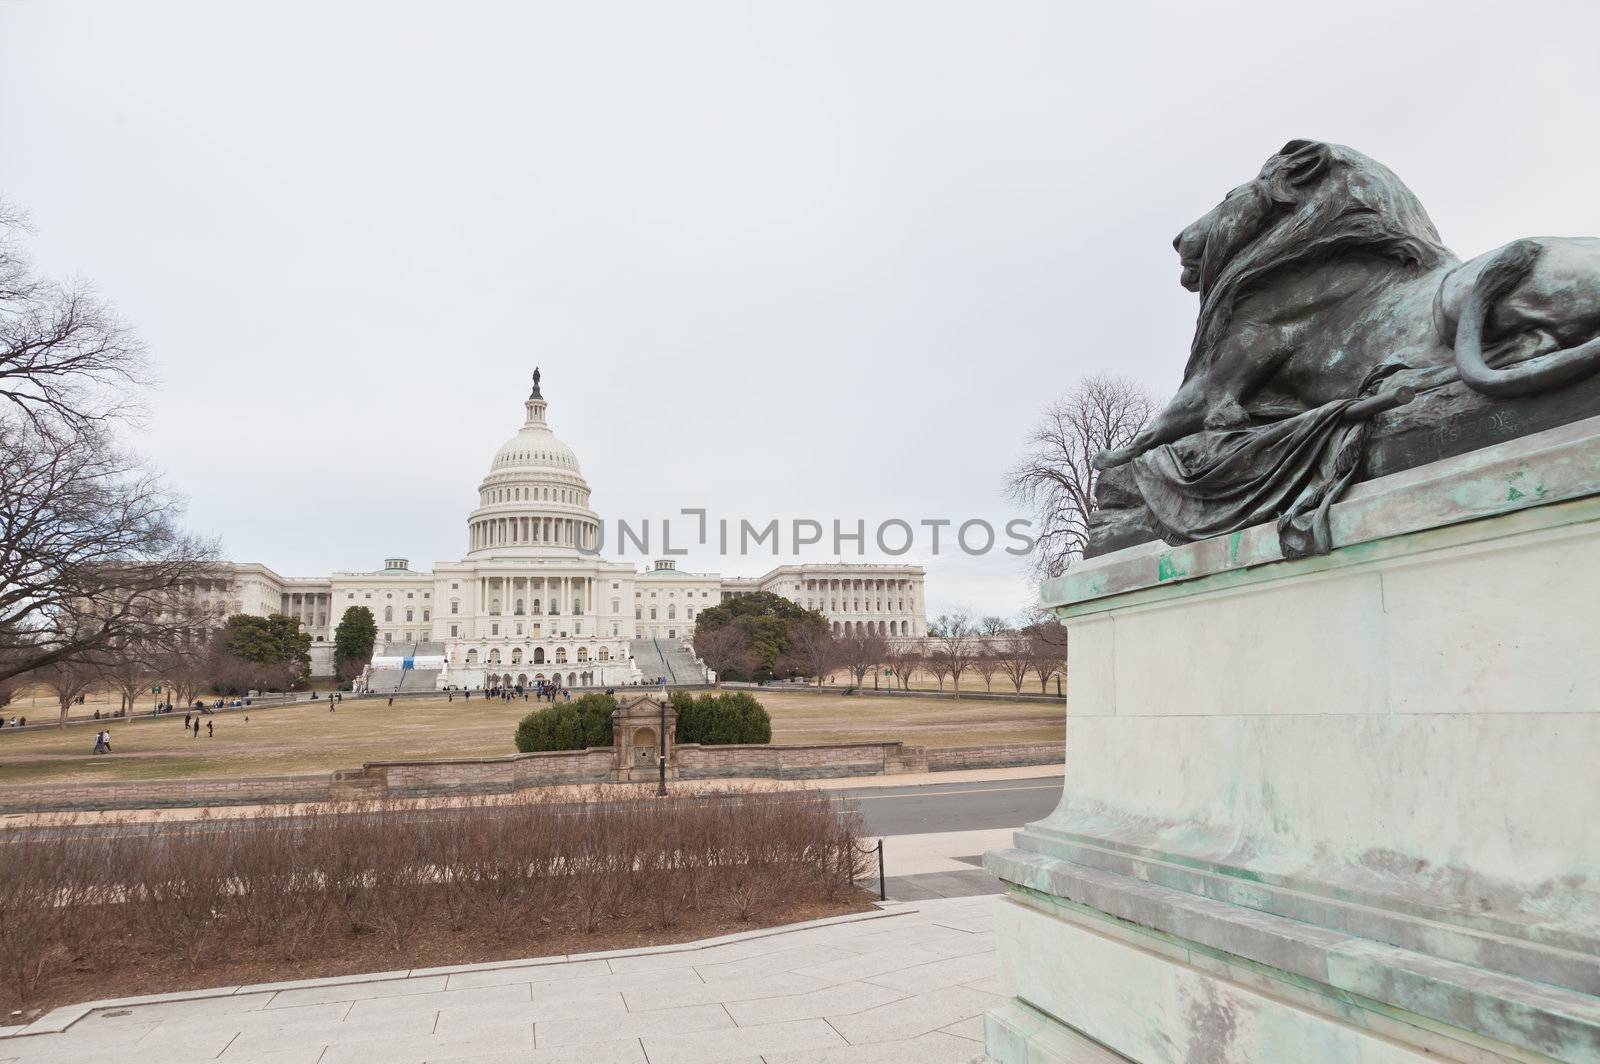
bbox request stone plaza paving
[0,896,1002,1064]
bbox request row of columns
[809,578,916,592]
[476,574,596,621]
[477,646,610,666]
[281,591,330,631]
[832,619,913,636]
[470,515,596,551]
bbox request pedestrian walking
[184,712,192,729]
[206,720,213,737]
[388,696,394,706]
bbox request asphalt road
[835,774,1064,837]
[3,774,1067,844]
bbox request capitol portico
[199,371,927,690]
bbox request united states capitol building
[207,372,926,690]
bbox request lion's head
[1177,140,1454,377]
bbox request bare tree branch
[882,640,922,692]
[692,624,754,687]
[835,629,889,689]
[927,608,975,697]
[1007,374,1157,579]
[0,201,148,430]
[785,620,838,688]
[0,415,221,686]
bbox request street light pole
[656,686,668,796]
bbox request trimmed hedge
[514,693,616,752]
[671,690,772,746]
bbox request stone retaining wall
[925,742,1062,771]
[0,774,339,813]
[372,747,616,797]
[676,741,917,780]
[0,740,1062,812]
[725,684,1064,705]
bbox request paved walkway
[0,897,1002,1064]
[867,828,1015,901]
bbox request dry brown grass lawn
[0,688,1063,787]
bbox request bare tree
[155,634,223,710]
[104,639,159,716]
[785,620,838,687]
[0,201,147,430]
[928,609,976,697]
[836,629,889,689]
[35,655,104,725]
[1007,374,1158,579]
[0,417,220,685]
[924,654,952,692]
[1025,617,1070,695]
[882,641,922,691]
[970,638,1000,692]
[995,631,1031,693]
[978,615,1009,637]
[692,624,754,687]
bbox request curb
[3,901,917,1039]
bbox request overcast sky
[4,1,1598,617]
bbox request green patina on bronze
[1051,494,1600,620]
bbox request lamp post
[656,686,668,796]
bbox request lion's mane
[1186,141,1456,379]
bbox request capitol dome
[489,418,581,475]
[465,370,601,558]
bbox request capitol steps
[364,671,406,694]
[660,641,706,682]
[626,638,706,685]
[397,668,441,693]
[627,639,671,683]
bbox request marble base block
[987,416,1600,1063]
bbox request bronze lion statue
[1089,140,1600,556]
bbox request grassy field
[0,688,1063,787]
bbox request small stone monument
[611,693,675,784]
[987,142,1600,1062]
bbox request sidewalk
[0,896,1004,1064]
[867,828,1017,901]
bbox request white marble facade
[209,374,927,684]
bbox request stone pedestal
[986,417,1600,1063]
[612,693,676,784]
